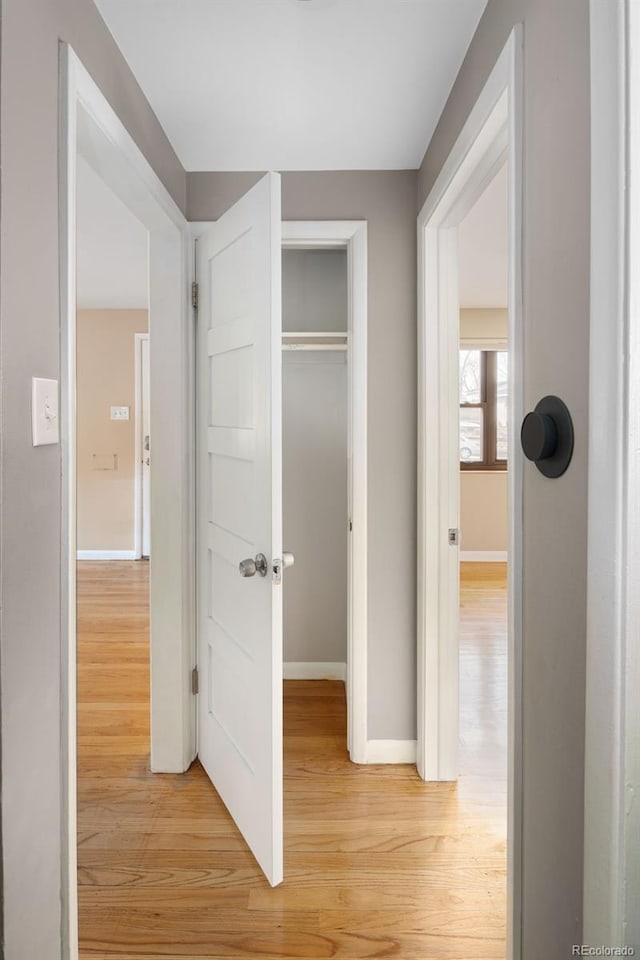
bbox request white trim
[282,220,368,766]
[364,740,417,765]
[77,550,138,561]
[283,662,347,681]
[584,0,640,947]
[59,44,195,960]
[416,26,523,960]
[460,551,508,562]
[133,333,150,560]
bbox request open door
[196,172,283,886]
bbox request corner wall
[0,0,185,955]
[188,170,418,740]
[420,0,590,952]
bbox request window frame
[459,346,508,471]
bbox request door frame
[281,220,368,764]
[59,44,196,959]
[416,25,523,959]
[134,332,151,559]
[584,0,640,945]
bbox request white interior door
[141,336,151,558]
[196,172,283,886]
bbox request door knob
[239,553,268,578]
[521,395,574,478]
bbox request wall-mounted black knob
[520,395,574,478]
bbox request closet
[282,248,349,681]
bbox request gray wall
[0,0,185,956]
[420,0,590,954]
[283,251,348,665]
[189,171,418,740]
[283,353,348,664]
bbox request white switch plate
[32,378,59,446]
[110,405,130,421]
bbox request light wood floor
[77,561,507,959]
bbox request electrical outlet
[110,406,130,421]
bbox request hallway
[77,561,507,959]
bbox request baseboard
[283,661,347,681]
[77,550,138,561]
[365,739,417,764]
[460,550,508,562]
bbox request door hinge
[349,518,353,532]
[191,281,199,311]
[191,666,199,695]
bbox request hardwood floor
[77,561,507,959]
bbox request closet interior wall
[282,249,349,673]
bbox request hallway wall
[188,170,418,741]
[0,1,185,956]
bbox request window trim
[459,345,508,471]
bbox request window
[459,349,508,469]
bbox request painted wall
[283,251,348,665]
[283,354,348,664]
[460,472,508,553]
[76,309,148,552]
[420,0,590,952]
[460,308,508,554]
[188,171,418,739]
[0,0,185,955]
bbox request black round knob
[520,395,574,478]
[521,412,557,461]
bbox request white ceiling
[95,0,486,171]
[76,155,149,309]
[458,163,508,309]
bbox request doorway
[60,45,194,957]
[416,27,523,959]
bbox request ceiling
[76,156,149,309]
[94,0,486,171]
[458,163,508,309]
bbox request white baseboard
[460,550,508,562]
[283,661,347,681]
[77,550,138,561]
[365,739,417,764]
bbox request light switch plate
[32,378,59,446]
[110,405,130,421]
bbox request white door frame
[281,221,368,764]
[59,44,196,960]
[584,0,640,947]
[134,332,151,559]
[416,25,523,960]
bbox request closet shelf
[282,331,348,352]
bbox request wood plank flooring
[77,560,507,959]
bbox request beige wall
[77,310,148,552]
[421,0,590,953]
[0,0,185,954]
[460,472,508,552]
[460,307,508,554]
[460,306,508,341]
[188,170,418,740]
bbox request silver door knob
[239,553,268,578]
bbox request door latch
[448,528,460,546]
[272,552,295,584]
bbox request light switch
[32,378,59,446]
[110,406,130,421]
